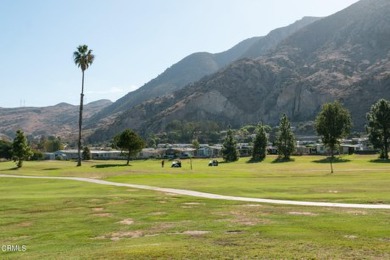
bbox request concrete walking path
[1,174,390,209]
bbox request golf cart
[171,160,182,168]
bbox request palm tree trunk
[77,71,85,167]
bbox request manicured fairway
[0,155,389,259]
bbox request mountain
[241,16,320,59]
[86,16,319,129]
[90,0,390,140]
[0,17,319,143]
[0,100,112,140]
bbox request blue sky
[0,0,359,108]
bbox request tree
[0,140,12,159]
[31,150,44,161]
[113,129,145,165]
[251,124,267,162]
[73,45,95,166]
[192,139,200,157]
[12,130,33,168]
[366,99,390,160]
[82,146,91,160]
[315,101,352,173]
[276,114,295,160]
[38,136,64,152]
[221,129,239,162]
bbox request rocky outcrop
[86,17,320,130]
[94,0,390,139]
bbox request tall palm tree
[73,45,95,166]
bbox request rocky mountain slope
[0,17,319,143]
[0,100,112,140]
[90,0,390,140]
[87,17,319,128]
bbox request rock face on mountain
[0,17,319,142]
[91,0,390,140]
[0,100,112,140]
[87,17,319,128]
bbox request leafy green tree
[221,129,239,162]
[147,135,158,149]
[315,101,352,173]
[276,114,295,160]
[114,129,145,165]
[366,99,390,160]
[12,130,33,168]
[31,150,44,161]
[49,136,63,152]
[82,146,91,160]
[0,140,12,159]
[192,139,200,156]
[73,44,95,166]
[251,124,267,162]
[315,101,352,157]
[37,135,47,151]
[39,136,64,152]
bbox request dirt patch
[110,231,143,241]
[288,211,318,216]
[182,230,210,236]
[149,212,167,216]
[108,200,130,205]
[344,235,358,239]
[181,202,205,208]
[92,207,104,212]
[92,213,113,217]
[345,210,367,215]
[228,210,271,226]
[232,219,259,226]
[118,218,134,225]
[241,204,263,208]
[93,231,144,241]
[9,236,31,241]
[183,202,205,205]
[89,199,104,203]
[226,230,245,234]
[17,222,33,227]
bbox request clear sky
[0,0,359,108]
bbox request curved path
[1,174,390,209]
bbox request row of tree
[3,99,389,169]
[222,99,390,168]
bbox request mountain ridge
[89,0,390,141]
[86,16,320,129]
[0,100,112,140]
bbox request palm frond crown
[73,45,95,71]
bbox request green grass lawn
[1,155,389,259]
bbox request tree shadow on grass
[246,158,265,164]
[92,163,129,168]
[369,159,390,163]
[271,158,295,164]
[0,167,19,171]
[312,157,351,164]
